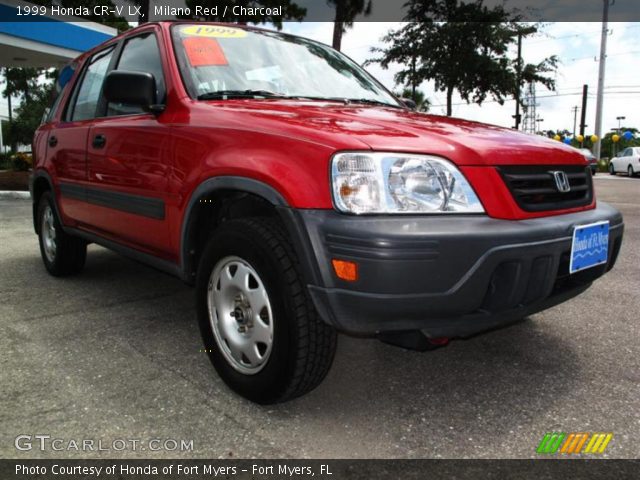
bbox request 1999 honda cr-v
[31,22,624,403]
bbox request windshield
[171,24,401,107]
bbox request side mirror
[103,70,164,113]
[400,97,417,110]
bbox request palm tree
[133,0,150,23]
[327,0,372,51]
[396,87,431,112]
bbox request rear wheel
[628,165,635,177]
[609,163,616,175]
[37,192,87,276]
[196,217,337,404]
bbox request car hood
[197,100,588,167]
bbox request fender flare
[179,176,321,286]
[30,170,59,234]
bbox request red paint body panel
[86,115,173,254]
[33,22,595,264]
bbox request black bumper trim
[309,282,591,338]
[293,203,624,336]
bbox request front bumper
[285,202,623,338]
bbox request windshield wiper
[197,91,403,108]
[197,90,290,100]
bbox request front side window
[70,47,114,121]
[107,33,166,116]
[171,24,400,107]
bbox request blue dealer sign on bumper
[570,221,610,274]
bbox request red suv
[31,22,623,403]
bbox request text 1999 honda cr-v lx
[31,23,624,403]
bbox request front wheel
[609,163,616,175]
[628,165,635,177]
[196,217,337,404]
[37,192,87,276]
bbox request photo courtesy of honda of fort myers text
[1,0,640,479]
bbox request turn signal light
[331,259,358,282]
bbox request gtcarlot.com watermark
[15,434,194,452]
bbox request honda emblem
[549,171,571,193]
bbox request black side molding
[59,182,165,220]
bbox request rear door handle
[48,136,57,147]
[92,134,106,149]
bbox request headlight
[331,152,484,214]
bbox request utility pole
[594,0,612,160]
[513,33,523,130]
[572,106,579,136]
[579,84,588,145]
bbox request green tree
[327,0,372,51]
[2,67,57,150]
[395,87,431,112]
[2,68,41,104]
[3,73,57,148]
[136,0,150,23]
[368,0,557,117]
[2,68,55,150]
[181,0,306,28]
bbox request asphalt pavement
[1,174,639,459]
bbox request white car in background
[609,147,640,177]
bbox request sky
[282,22,640,137]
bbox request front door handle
[92,134,106,149]
[48,136,58,147]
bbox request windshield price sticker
[181,26,247,39]
[184,37,229,67]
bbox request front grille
[499,165,593,212]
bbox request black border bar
[3,459,640,480]
[1,0,640,22]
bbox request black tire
[37,191,87,276]
[628,165,635,177]
[196,217,337,404]
[609,163,616,175]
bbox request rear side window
[43,88,63,124]
[107,33,165,116]
[70,47,114,121]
